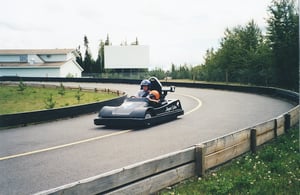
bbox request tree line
[75,34,109,74]
[77,0,298,91]
[195,0,299,90]
[169,0,298,90]
[76,35,139,74]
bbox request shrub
[44,94,56,109]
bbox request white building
[0,49,83,77]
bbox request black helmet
[140,79,151,89]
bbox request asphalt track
[0,82,295,195]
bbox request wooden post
[284,114,291,133]
[250,129,257,153]
[274,119,278,139]
[195,144,205,177]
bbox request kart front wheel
[144,111,152,126]
[145,112,152,119]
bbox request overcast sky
[0,0,272,69]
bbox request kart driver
[136,79,160,104]
[136,79,151,97]
[135,79,160,103]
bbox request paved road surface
[0,82,294,194]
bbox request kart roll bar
[162,86,175,98]
[148,76,175,100]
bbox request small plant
[75,89,84,103]
[57,83,65,96]
[44,93,56,109]
[0,85,117,114]
[17,80,26,93]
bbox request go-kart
[94,77,184,127]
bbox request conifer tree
[266,0,299,90]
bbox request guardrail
[36,106,299,195]
[1,76,298,102]
[0,77,298,194]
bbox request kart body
[94,77,184,127]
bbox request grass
[159,125,300,195]
[0,84,118,114]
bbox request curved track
[0,82,294,194]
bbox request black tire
[144,111,152,126]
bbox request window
[20,55,28,62]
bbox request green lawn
[159,126,300,195]
[0,84,118,114]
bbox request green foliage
[44,93,56,109]
[80,35,96,73]
[97,40,105,73]
[76,0,298,91]
[170,63,192,80]
[148,68,167,79]
[75,45,83,69]
[159,126,300,195]
[57,83,65,96]
[200,20,272,85]
[196,0,298,90]
[266,0,299,90]
[82,35,110,74]
[74,88,84,103]
[146,0,297,91]
[17,80,26,93]
[0,85,117,114]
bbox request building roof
[0,59,83,71]
[0,62,65,68]
[0,49,75,55]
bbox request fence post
[284,114,291,133]
[250,129,257,153]
[274,119,278,139]
[195,144,205,177]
